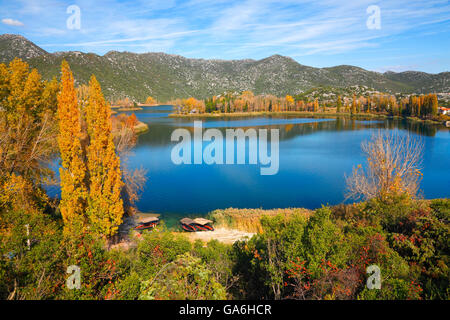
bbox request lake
[119,106,450,220]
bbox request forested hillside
[1,34,449,102]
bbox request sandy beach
[185,227,255,244]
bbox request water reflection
[120,107,449,217]
[129,111,446,148]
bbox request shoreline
[111,107,143,114]
[111,104,167,115]
[117,198,447,247]
[183,227,255,244]
[137,103,162,107]
[169,111,447,125]
[134,121,149,134]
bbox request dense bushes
[231,198,449,300]
[1,198,448,300]
[0,208,124,300]
[0,209,64,299]
[139,253,227,300]
[112,225,230,300]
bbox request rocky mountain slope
[1,34,448,102]
[0,34,48,62]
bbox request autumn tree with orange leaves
[57,60,88,235]
[0,58,58,213]
[57,62,125,239]
[285,95,294,111]
[85,75,124,238]
[145,96,157,105]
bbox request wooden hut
[134,216,159,231]
[180,218,196,232]
[180,217,214,232]
[193,218,214,231]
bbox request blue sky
[1,0,449,73]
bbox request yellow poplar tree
[336,95,342,113]
[351,94,357,114]
[85,75,124,238]
[313,99,319,112]
[285,95,294,111]
[145,96,156,105]
[6,58,29,114]
[41,77,60,113]
[57,60,88,235]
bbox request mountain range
[1,34,449,102]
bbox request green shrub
[359,278,421,300]
[0,209,65,299]
[193,240,238,297]
[134,228,192,279]
[115,271,141,300]
[301,207,349,277]
[139,253,226,300]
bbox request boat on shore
[180,218,214,232]
[134,216,159,231]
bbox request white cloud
[2,0,449,71]
[2,18,24,27]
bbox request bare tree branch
[345,131,423,201]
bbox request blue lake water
[119,105,450,218]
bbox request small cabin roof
[193,218,213,225]
[140,216,159,223]
[180,218,195,225]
